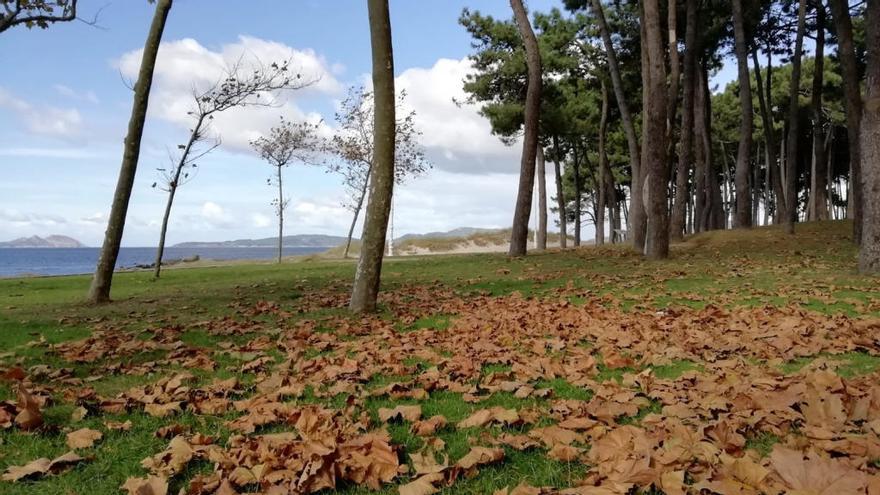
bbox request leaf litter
[2,282,880,493]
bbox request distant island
[173,234,349,248]
[0,235,85,248]
[395,227,498,242]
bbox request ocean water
[0,246,329,278]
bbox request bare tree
[152,61,314,278]
[88,0,172,304]
[508,0,542,257]
[349,0,395,314]
[0,0,91,33]
[326,86,429,258]
[251,117,323,264]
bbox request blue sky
[0,0,736,247]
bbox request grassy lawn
[1,220,879,494]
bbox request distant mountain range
[173,234,349,248]
[0,235,85,248]
[395,227,499,242]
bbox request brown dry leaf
[2,451,85,482]
[659,470,685,495]
[455,446,505,470]
[399,472,445,495]
[2,457,51,482]
[121,475,169,495]
[105,420,133,431]
[769,446,868,494]
[14,385,42,431]
[412,415,447,436]
[528,425,583,447]
[144,402,182,418]
[410,451,448,475]
[378,404,422,423]
[70,406,88,422]
[66,428,103,449]
[457,407,520,428]
[547,443,583,462]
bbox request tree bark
[277,165,284,264]
[349,0,396,313]
[507,0,542,257]
[784,0,807,234]
[809,4,829,222]
[731,0,753,228]
[859,0,880,273]
[590,0,644,250]
[670,0,696,241]
[552,135,567,248]
[88,0,172,303]
[752,47,782,223]
[597,80,609,245]
[641,0,669,259]
[343,165,372,259]
[829,0,863,242]
[536,145,547,250]
[694,58,708,232]
[572,140,582,247]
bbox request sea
[0,246,330,278]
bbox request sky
[0,0,739,247]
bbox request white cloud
[0,209,67,227]
[116,36,342,152]
[53,84,99,104]
[394,58,520,175]
[252,213,272,228]
[0,147,103,159]
[0,87,83,139]
[79,212,106,224]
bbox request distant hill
[0,235,85,248]
[395,227,500,242]
[172,234,349,248]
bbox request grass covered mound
[0,220,879,494]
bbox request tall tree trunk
[694,59,708,232]
[536,146,547,250]
[642,0,669,259]
[590,0,644,251]
[343,167,372,259]
[508,0,542,257]
[597,80,609,245]
[809,4,829,221]
[277,165,284,264]
[731,0,753,228]
[573,141,582,247]
[153,185,176,278]
[88,0,172,303]
[350,0,396,313]
[859,0,880,273]
[670,0,696,241]
[752,47,782,223]
[153,115,204,279]
[784,0,807,234]
[665,0,680,143]
[552,135,567,248]
[829,0,863,242]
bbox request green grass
[0,220,878,494]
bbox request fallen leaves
[121,475,168,495]
[2,452,86,482]
[66,427,102,449]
